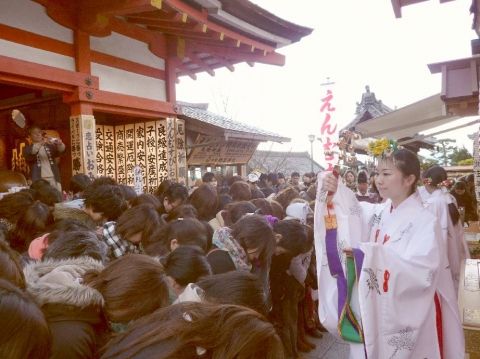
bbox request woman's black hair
[163,245,211,286]
[385,149,420,196]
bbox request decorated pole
[315,86,365,357]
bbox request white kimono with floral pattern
[419,186,470,295]
[315,178,464,359]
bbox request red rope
[434,293,444,359]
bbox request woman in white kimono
[316,149,464,359]
[419,166,469,295]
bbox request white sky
[176,0,478,168]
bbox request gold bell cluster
[324,130,360,166]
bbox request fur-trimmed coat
[24,257,107,359]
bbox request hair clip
[177,217,184,221]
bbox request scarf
[212,227,252,271]
[345,181,357,192]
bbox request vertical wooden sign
[156,120,168,183]
[95,125,105,177]
[145,121,158,194]
[115,125,126,184]
[175,118,187,185]
[70,116,84,175]
[104,126,116,179]
[124,124,135,186]
[135,123,147,192]
[166,118,177,181]
[81,116,97,181]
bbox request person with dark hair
[99,302,284,359]
[356,171,379,203]
[251,187,265,199]
[196,271,268,316]
[320,148,464,358]
[0,278,52,359]
[118,185,137,208]
[420,166,469,294]
[251,198,274,216]
[163,245,212,299]
[262,173,278,197]
[0,191,35,231]
[227,181,251,202]
[451,180,476,222]
[464,173,478,220]
[0,239,26,290]
[274,186,300,210]
[343,169,357,192]
[82,254,169,333]
[277,172,287,191]
[42,230,108,263]
[300,172,313,190]
[68,174,92,200]
[223,201,257,227]
[146,218,211,256]
[22,124,66,191]
[290,171,300,187]
[269,220,309,359]
[258,173,268,188]
[188,184,218,221]
[9,201,54,253]
[158,183,189,216]
[208,195,234,230]
[102,204,160,260]
[202,172,217,190]
[130,193,160,211]
[54,184,127,230]
[270,199,285,220]
[30,178,51,191]
[227,175,243,187]
[161,204,198,223]
[24,230,108,359]
[154,179,174,198]
[35,184,63,211]
[206,214,276,283]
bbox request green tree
[448,146,472,166]
[459,158,473,166]
[420,158,439,173]
[429,139,456,166]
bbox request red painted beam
[0,55,99,91]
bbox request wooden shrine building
[343,86,437,154]
[0,0,312,193]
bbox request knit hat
[284,203,313,224]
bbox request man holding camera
[22,125,66,191]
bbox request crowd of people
[0,154,473,359]
[0,168,324,359]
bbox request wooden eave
[33,0,310,79]
[391,0,456,18]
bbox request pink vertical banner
[319,89,338,171]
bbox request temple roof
[35,0,313,79]
[178,101,291,142]
[343,85,393,133]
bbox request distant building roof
[248,150,324,175]
[343,85,393,132]
[178,102,290,142]
[344,86,436,154]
